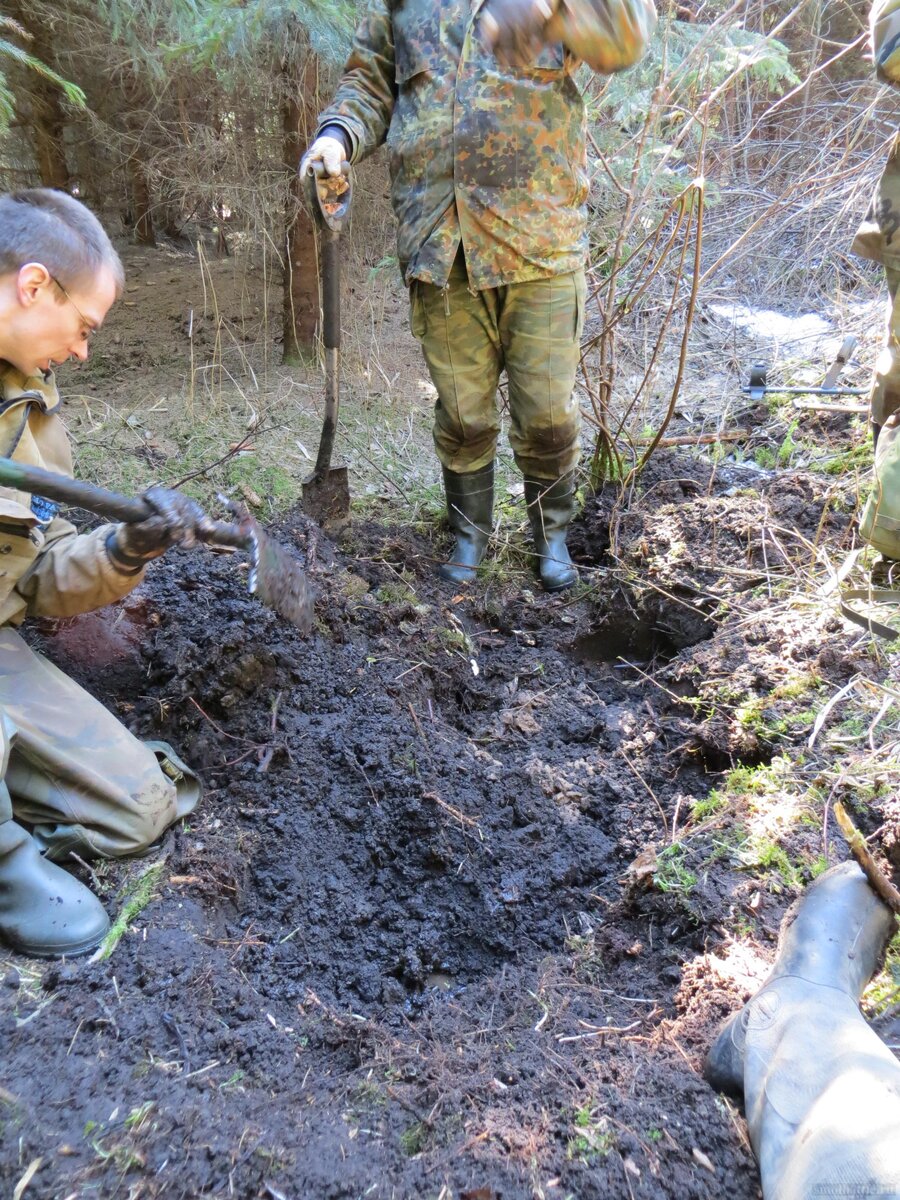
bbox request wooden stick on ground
[633,430,749,447]
[834,801,900,917]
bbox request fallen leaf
[623,846,658,888]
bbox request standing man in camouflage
[854,1,900,579]
[854,0,900,450]
[0,189,205,957]
[301,0,656,591]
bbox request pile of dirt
[0,449,878,1199]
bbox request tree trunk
[281,51,320,364]
[121,70,156,246]
[32,80,70,190]
[7,1,70,188]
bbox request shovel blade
[241,518,315,634]
[303,467,351,533]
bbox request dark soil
[0,449,879,1200]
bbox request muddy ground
[1,416,891,1198]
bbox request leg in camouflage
[410,249,584,584]
[851,139,900,445]
[869,264,900,447]
[0,628,199,863]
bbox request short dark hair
[0,188,124,295]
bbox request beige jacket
[0,363,143,627]
[872,0,900,83]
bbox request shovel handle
[0,457,248,550]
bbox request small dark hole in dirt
[570,617,681,665]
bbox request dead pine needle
[13,1159,42,1200]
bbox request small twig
[618,749,668,840]
[557,1019,642,1044]
[68,851,104,894]
[833,802,900,917]
[172,423,269,490]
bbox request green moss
[654,843,697,895]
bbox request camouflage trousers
[409,249,586,478]
[0,627,199,862]
[868,264,900,429]
[852,135,900,428]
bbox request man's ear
[16,262,53,308]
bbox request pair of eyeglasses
[49,274,97,343]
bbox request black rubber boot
[439,463,494,585]
[524,475,578,593]
[705,862,900,1199]
[0,782,109,957]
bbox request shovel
[302,160,352,531]
[0,457,315,633]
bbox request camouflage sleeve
[872,0,900,84]
[544,0,657,73]
[13,518,146,620]
[315,0,397,164]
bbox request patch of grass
[864,929,900,1017]
[438,625,474,654]
[717,759,790,801]
[94,861,165,961]
[739,836,802,891]
[818,439,873,477]
[565,930,605,985]
[399,1121,427,1156]
[736,695,789,741]
[221,454,300,509]
[690,791,728,822]
[567,1108,616,1163]
[375,581,417,605]
[653,843,697,896]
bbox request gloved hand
[299,135,347,179]
[107,486,213,570]
[478,0,557,66]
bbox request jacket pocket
[512,41,568,80]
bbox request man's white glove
[299,135,347,179]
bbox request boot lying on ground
[705,861,900,1200]
[524,475,578,592]
[0,782,108,957]
[439,462,494,585]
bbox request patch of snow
[710,303,833,346]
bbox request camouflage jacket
[852,0,900,266]
[0,363,143,628]
[316,0,656,289]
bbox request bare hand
[479,0,556,66]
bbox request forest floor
[1,236,899,1200]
